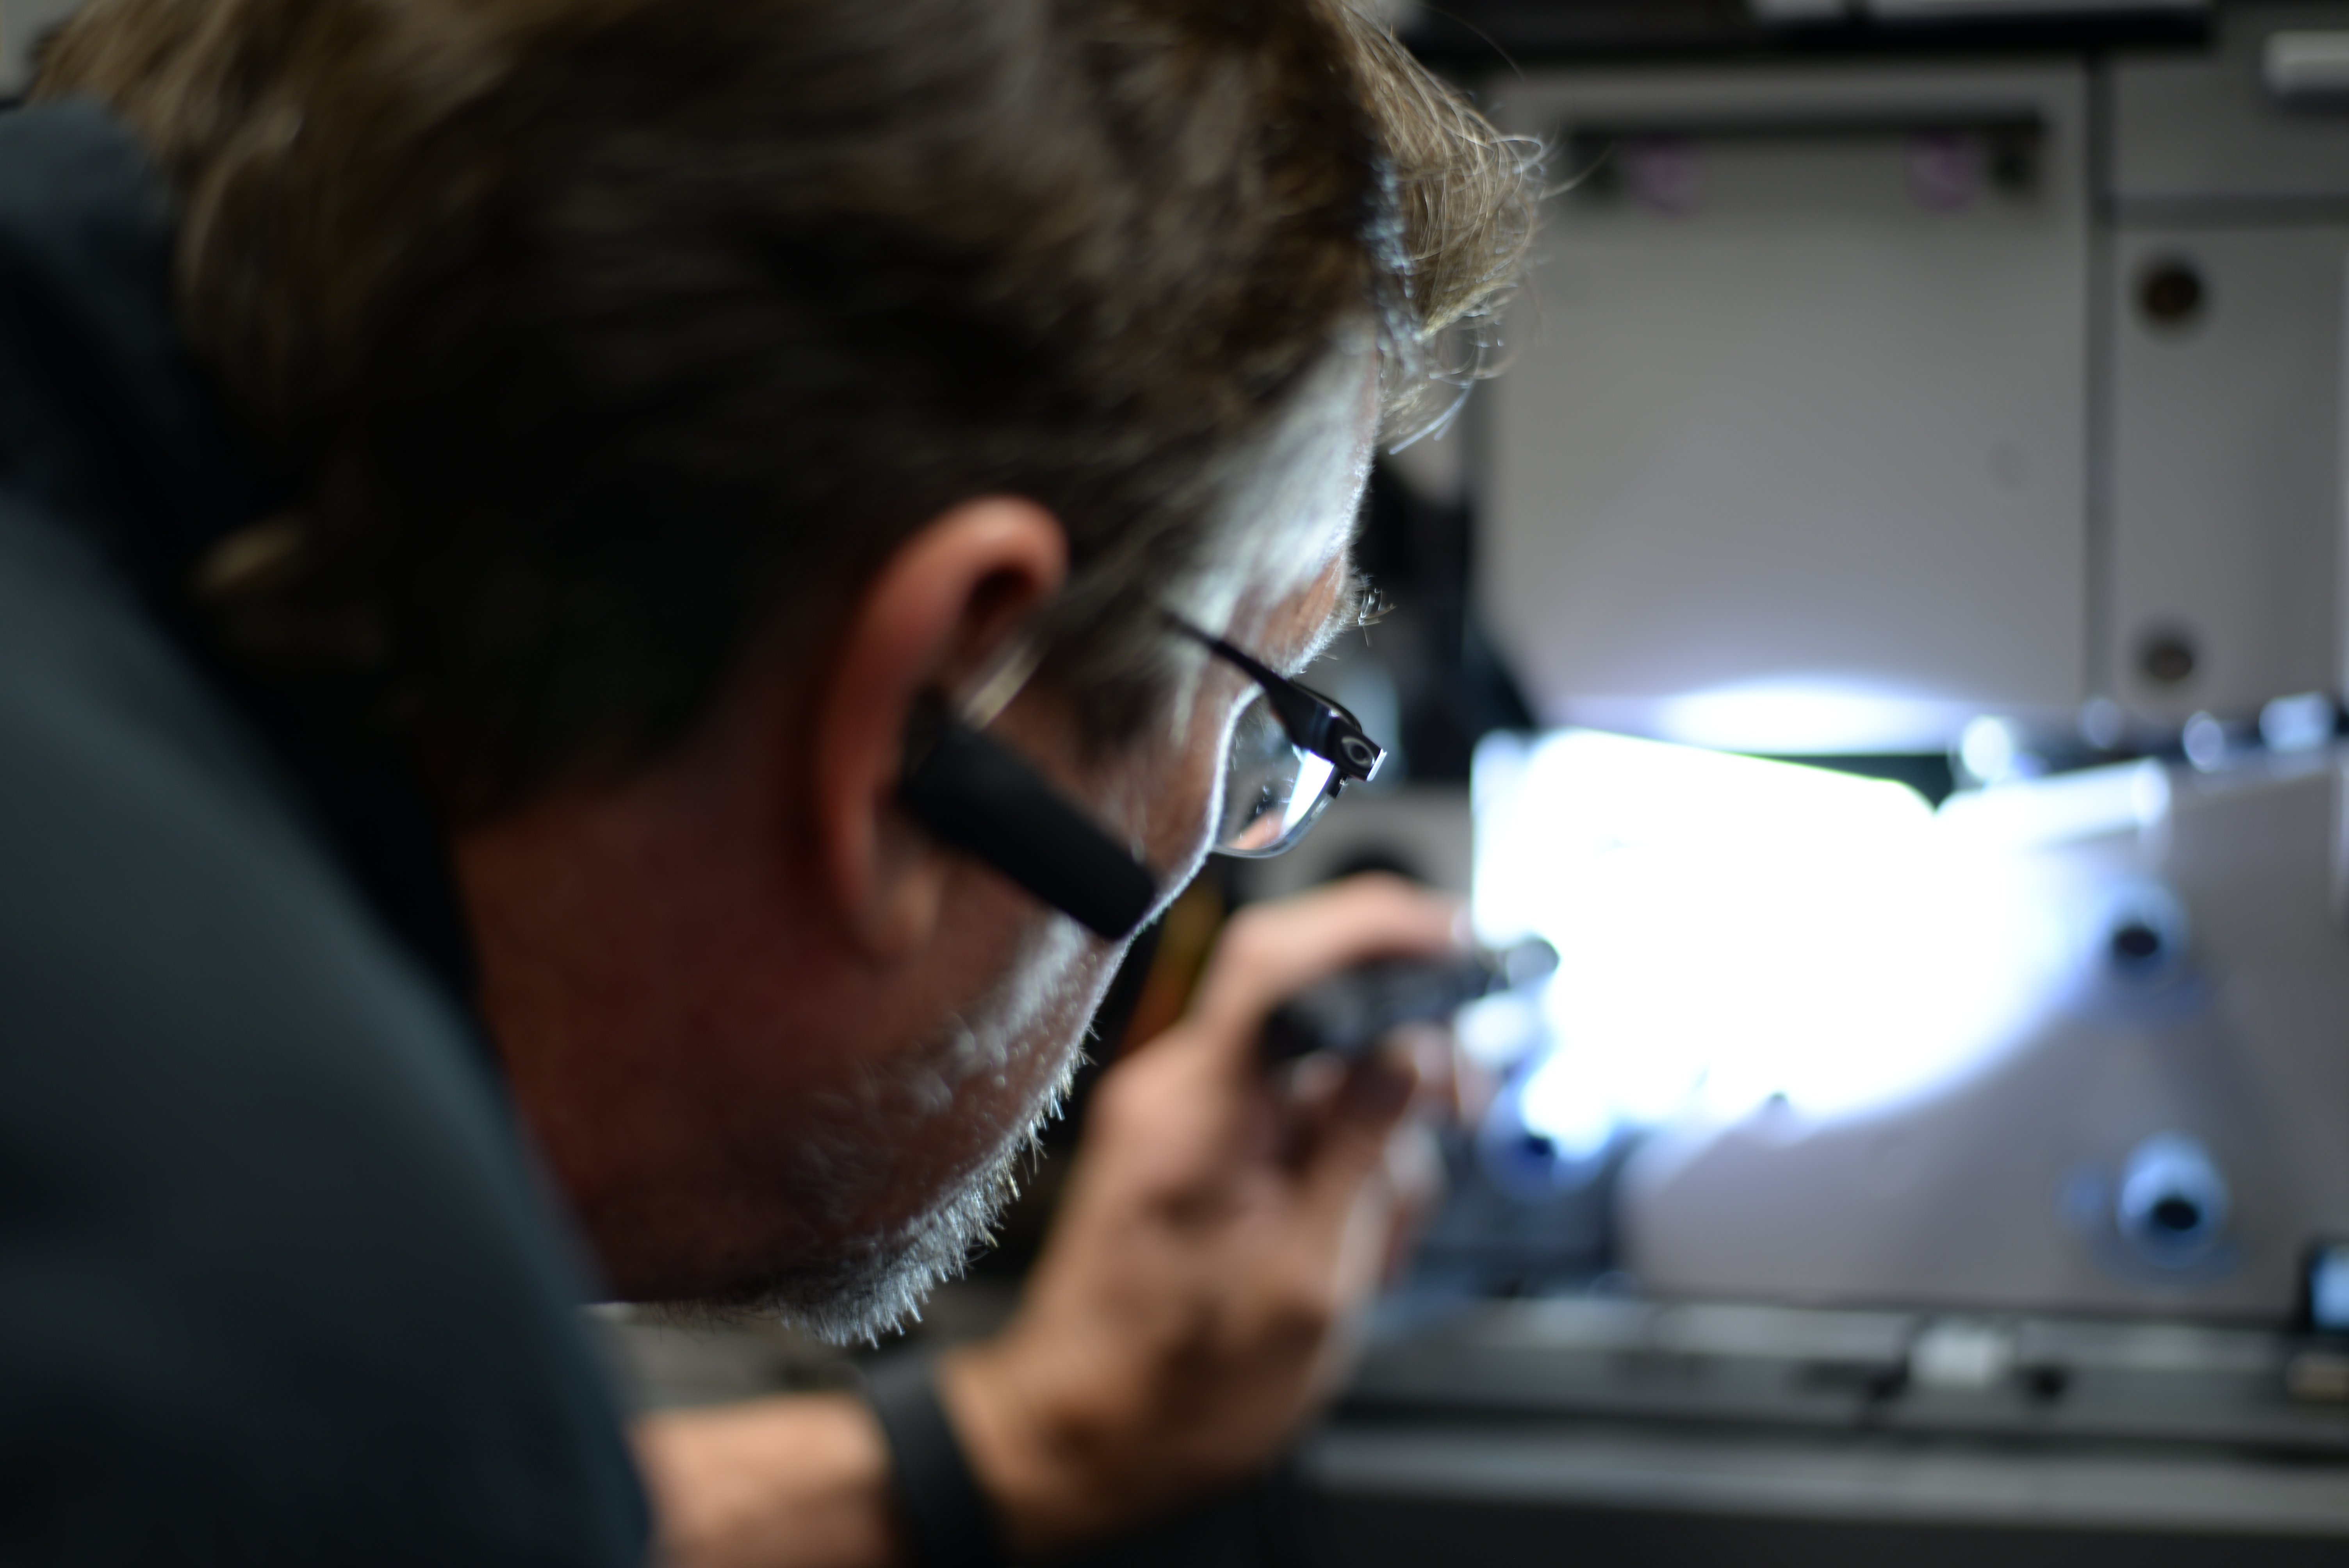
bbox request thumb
[1184,875,1464,1080]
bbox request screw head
[2139,260,2206,328]
[2137,628,2198,686]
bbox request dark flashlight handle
[1260,939,1557,1065]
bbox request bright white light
[1474,730,2111,1136]
[1910,1321,2017,1390]
[2261,692,2336,754]
[1937,757,2167,850]
[1568,680,1987,755]
[1958,716,2020,785]
[1472,729,1930,953]
[1517,1050,1621,1163]
[1285,753,1337,834]
[1454,990,1547,1071]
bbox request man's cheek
[989,920,1110,1102]
[1139,700,1236,890]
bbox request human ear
[811,498,1069,959]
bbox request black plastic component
[2103,893,2192,990]
[2139,259,2206,328]
[898,708,1158,942]
[1177,624,1385,785]
[1261,939,1558,1065]
[1404,2,2209,71]
[2153,1196,2203,1235]
[2021,1364,2071,1403]
[2110,921,2164,968]
[2137,627,2199,686]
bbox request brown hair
[39,0,1535,816]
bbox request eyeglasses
[1169,618,1387,858]
[898,612,1389,941]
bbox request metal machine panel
[1616,752,2349,1319]
[2111,4,2349,207]
[1481,66,2090,752]
[2105,227,2349,719]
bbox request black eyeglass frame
[895,614,1387,941]
[1167,617,1386,853]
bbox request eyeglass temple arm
[898,701,1158,942]
[1168,620,1383,784]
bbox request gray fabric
[0,100,650,1564]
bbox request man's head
[41,0,1535,1338]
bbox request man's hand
[938,874,1461,1554]
[635,875,1459,1567]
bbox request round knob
[2101,886,2191,987]
[2116,1133,2230,1265]
[2138,260,2207,328]
[2110,921,2163,966]
[2137,627,2198,686]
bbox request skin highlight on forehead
[1178,330,1381,654]
[1140,330,1380,813]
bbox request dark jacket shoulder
[0,100,649,1567]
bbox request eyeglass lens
[1215,695,1341,857]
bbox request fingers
[1377,1120,1444,1283]
[1288,1022,1454,1287]
[1277,1051,1442,1353]
[1295,1043,1419,1223]
[1183,874,1463,1078]
[1382,1019,1459,1123]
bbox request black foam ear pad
[898,710,1158,941]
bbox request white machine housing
[1618,750,2349,1318]
[1470,4,2349,1318]
[1477,4,2349,748]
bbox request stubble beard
[669,917,1102,1345]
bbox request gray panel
[2111,4,2349,206]
[1615,754,2349,1319]
[1323,1493,2348,1568]
[1310,1424,2349,1536]
[1479,65,2089,751]
[0,0,85,96]
[2105,227,2347,718]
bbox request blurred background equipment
[1464,729,2349,1319]
[1486,61,2095,753]
[1278,2,2349,1563]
